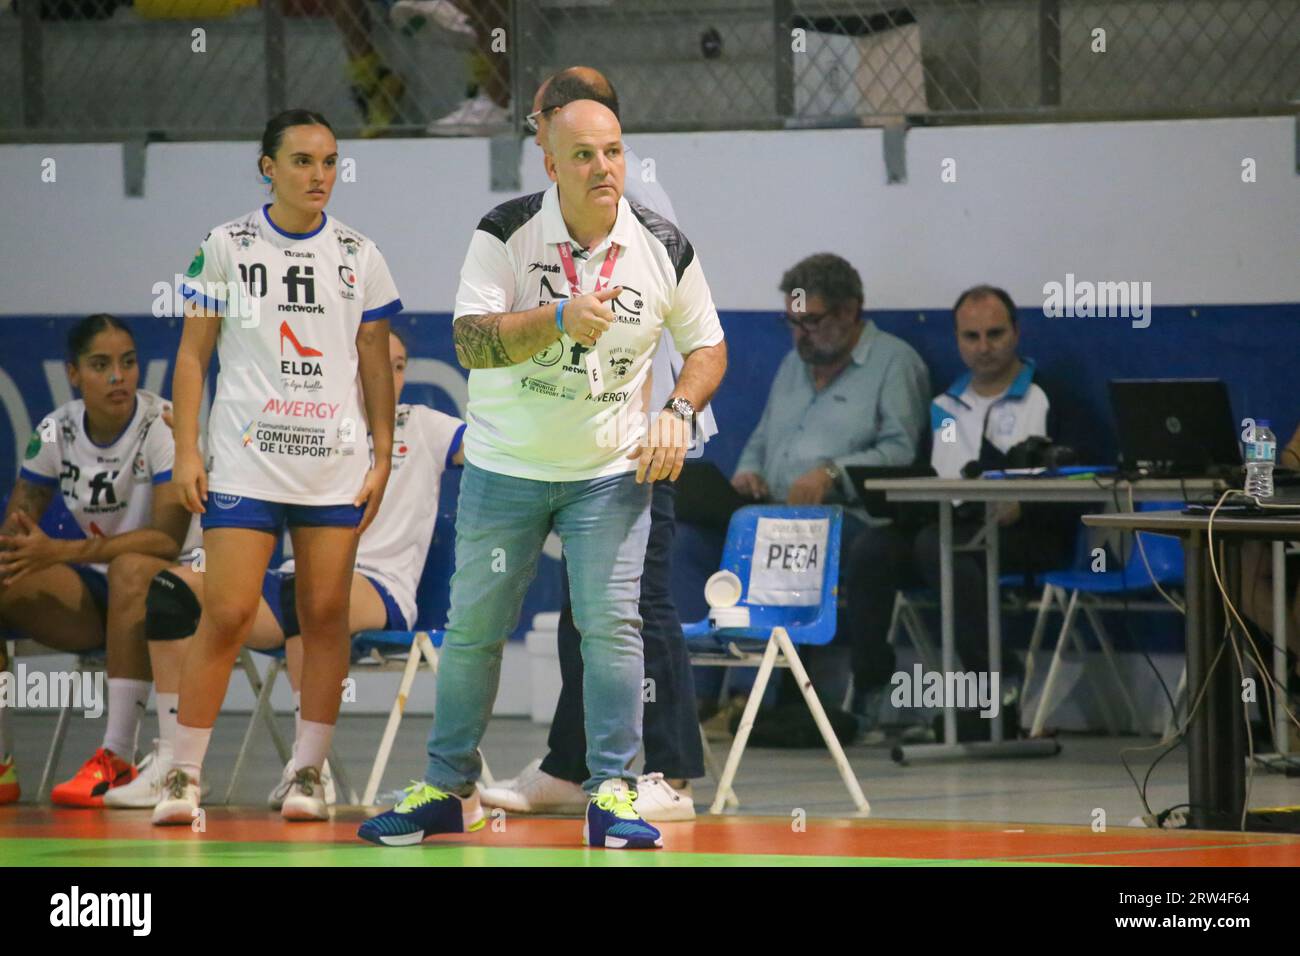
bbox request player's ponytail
[258,109,335,183]
[67,314,134,365]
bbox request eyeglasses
[525,107,557,133]
[784,309,834,331]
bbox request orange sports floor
[4,807,1300,866]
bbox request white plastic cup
[709,606,751,629]
[704,570,743,609]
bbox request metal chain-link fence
[2,0,1297,140]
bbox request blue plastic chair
[1025,502,1185,737]
[351,628,445,656]
[685,505,868,815]
[684,505,841,648]
[881,521,1091,683]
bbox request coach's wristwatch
[665,396,695,424]
[822,459,844,489]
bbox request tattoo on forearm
[454,314,512,369]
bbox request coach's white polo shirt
[453,184,725,482]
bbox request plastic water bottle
[1244,419,1277,498]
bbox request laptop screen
[1108,378,1242,476]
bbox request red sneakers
[0,756,18,805]
[50,748,137,808]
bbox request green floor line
[0,838,1068,867]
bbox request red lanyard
[556,241,620,297]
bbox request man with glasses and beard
[730,252,929,714]
[733,253,928,512]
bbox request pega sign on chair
[746,517,828,606]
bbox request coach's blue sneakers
[358,781,485,846]
[584,779,663,849]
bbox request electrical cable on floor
[1111,481,1187,820]
[1047,479,1295,826]
[1120,629,1226,822]
[1115,487,1300,829]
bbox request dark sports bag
[730,702,860,749]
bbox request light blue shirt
[735,321,930,514]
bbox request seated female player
[0,314,192,806]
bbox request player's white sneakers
[280,766,332,821]
[389,0,476,46]
[269,759,337,810]
[427,93,510,136]
[151,768,201,826]
[482,756,537,791]
[111,743,212,808]
[478,759,587,815]
[104,744,166,808]
[634,773,696,822]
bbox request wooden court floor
[4,807,1300,866]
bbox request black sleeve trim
[476,191,546,243]
[627,199,695,283]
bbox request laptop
[675,461,755,531]
[1109,379,1242,478]
[847,464,938,523]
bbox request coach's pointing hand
[561,286,620,347]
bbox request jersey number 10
[238,263,268,298]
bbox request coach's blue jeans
[424,461,652,794]
[542,481,705,783]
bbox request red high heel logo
[279,321,322,357]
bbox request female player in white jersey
[107,329,464,817]
[0,315,193,805]
[155,109,400,824]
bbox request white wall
[1,116,1296,316]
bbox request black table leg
[1185,531,1245,829]
[1212,541,1246,827]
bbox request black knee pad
[277,573,302,639]
[145,570,202,642]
